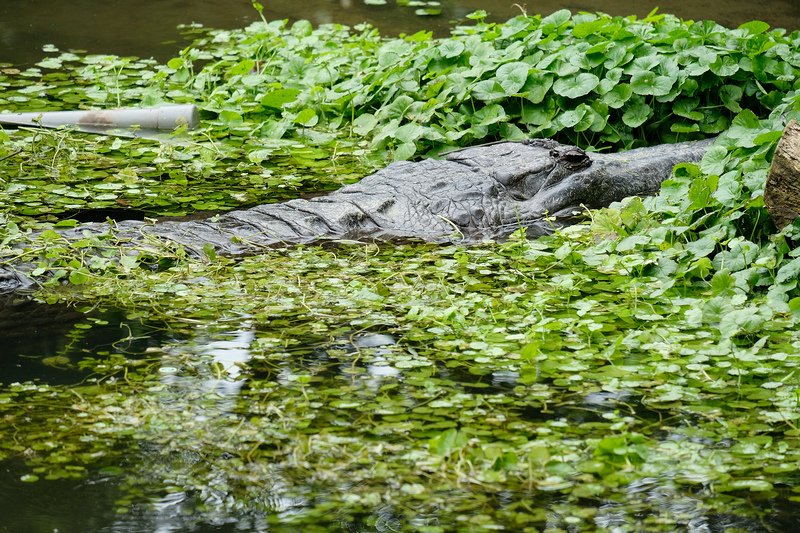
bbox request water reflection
[0,307,798,532]
[0,462,126,533]
[159,323,255,399]
[592,475,770,533]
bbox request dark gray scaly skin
[139,137,714,251]
[0,137,714,292]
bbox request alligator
[0,137,714,292]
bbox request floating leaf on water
[42,356,71,367]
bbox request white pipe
[0,104,200,131]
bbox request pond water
[2,0,800,65]
[4,1,800,532]
[2,302,795,533]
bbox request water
[2,0,800,66]
[0,297,157,385]
[0,306,269,533]
[3,1,800,531]
[0,307,795,532]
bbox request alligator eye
[557,148,590,169]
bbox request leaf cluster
[141,9,800,158]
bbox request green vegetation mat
[2,7,800,531]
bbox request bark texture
[765,119,800,230]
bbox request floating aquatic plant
[2,8,800,531]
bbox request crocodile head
[446,137,712,239]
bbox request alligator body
[138,137,714,253]
[1,137,714,292]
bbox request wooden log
[764,119,800,230]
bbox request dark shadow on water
[0,295,163,386]
[0,457,278,533]
[0,459,124,533]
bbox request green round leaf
[630,72,674,96]
[622,100,652,128]
[553,73,600,99]
[290,20,313,38]
[710,56,740,77]
[521,72,554,104]
[472,80,506,102]
[673,98,703,121]
[393,142,416,161]
[219,110,243,127]
[602,83,632,108]
[439,41,464,59]
[496,62,530,95]
[293,108,317,125]
[558,108,586,128]
[473,104,506,126]
[739,20,770,35]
